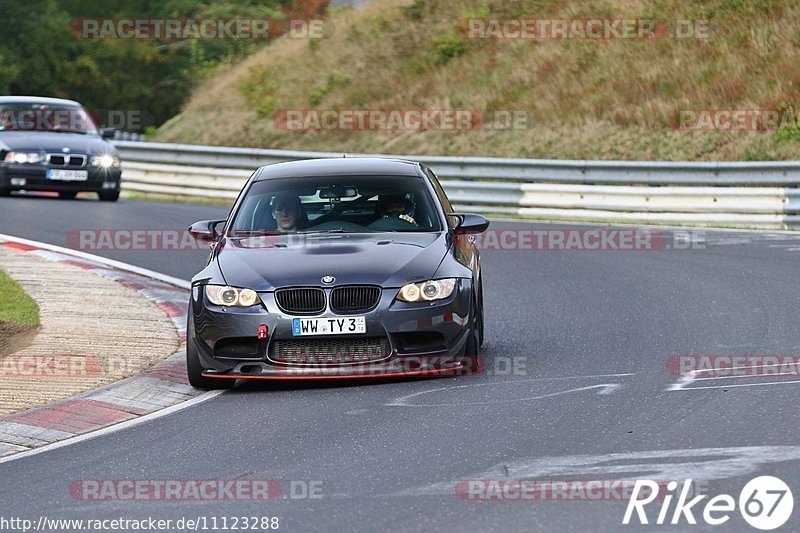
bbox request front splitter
[202,357,482,380]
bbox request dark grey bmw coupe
[186,158,489,389]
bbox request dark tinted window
[230,175,443,234]
[0,103,98,134]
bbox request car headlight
[205,285,261,307]
[396,279,457,303]
[90,154,121,168]
[4,151,42,164]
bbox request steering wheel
[366,217,418,231]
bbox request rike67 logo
[623,476,793,530]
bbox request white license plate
[47,169,88,181]
[292,316,366,336]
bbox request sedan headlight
[4,151,42,164]
[205,285,261,307]
[90,154,121,168]
[397,279,457,303]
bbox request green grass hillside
[155,0,800,160]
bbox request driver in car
[271,194,304,233]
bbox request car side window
[426,168,457,229]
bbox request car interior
[231,178,442,234]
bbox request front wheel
[58,191,78,199]
[186,313,235,390]
[464,292,481,358]
[187,338,235,390]
[98,190,120,202]
[0,188,9,197]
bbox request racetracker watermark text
[676,109,800,131]
[69,479,323,501]
[66,228,705,252]
[463,19,711,40]
[457,479,673,501]
[667,355,800,377]
[275,109,483,131]
[69,18,325,40]
[1,355,101,378]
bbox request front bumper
[189,281,477,380]
[0,163,121,192]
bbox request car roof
[254,157,423,181]
[0,96,83,107]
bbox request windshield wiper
[0,128,89,134]
[49,129,89,134]
[231,229,279,236]
[297,228,356,235]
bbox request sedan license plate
[47,169,88,181]
[292,316,366,336]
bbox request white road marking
[386,373,632,407]
[671,379,800,392]
[693,371,800,382]
[395,445,800,497]
[0,233,190,289]
[667,362,800,391]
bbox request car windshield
[0,103,99,134]
[230,175,443,235]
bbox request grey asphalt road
[2,193,800,531]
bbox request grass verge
[0,269,40,326]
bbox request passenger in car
[377,194,417,226]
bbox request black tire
[0,188,10,197]
[465,292,481,358]
[58,191,78,199]
[478,280,485,347]
[186,314,235,390]
[98,190,120,202]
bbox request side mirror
[188,219,226,241]
[100,127,117,139]
[451,213,490,235]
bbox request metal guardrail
[113,141,800,229]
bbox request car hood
[0,131,115,154]
[215,232,449,291]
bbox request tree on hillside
[0,0,329,128]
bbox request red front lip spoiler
[202,359,482,380]
[202,367,468,381]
